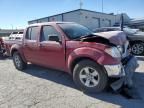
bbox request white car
[9,32,23,41]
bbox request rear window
[26,27,39,40]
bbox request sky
[0,0,144,29]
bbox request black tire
[131,42,144,55]
[73,59,108,93]
[13,52,27,70]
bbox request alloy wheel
[14,54,21,68]
[79,67,100,88]
[132,43,144,55]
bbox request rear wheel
[13,52,27,70]
[73,60,108,93]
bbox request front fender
[67,47,120,72]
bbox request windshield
[58,23,93,39]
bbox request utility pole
[11,24,13,30]
[102,0,104,13]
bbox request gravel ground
[0,57,144,108]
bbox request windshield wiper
[80,33,93,39]
[74,33,95,40]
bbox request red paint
[4,40,22,56]
[10,22,121,73]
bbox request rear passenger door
[23,26,40,63]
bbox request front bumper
[105,55,139,91]
[104,64,125,77]
[104,55,139,78]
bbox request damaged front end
[81,31,139,91]
[110,55,139,91]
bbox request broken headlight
[117,45,124,54]
[105,47,121,58]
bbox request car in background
[3,31,23,56]
[94,27,144,56]
[9,31,23,40]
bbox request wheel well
[130,40,144,46]
[11,49,18,56]
[70,57,99,73]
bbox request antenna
[80,0,83,9]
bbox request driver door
[37,25,66,70]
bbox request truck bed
[4,40,22,56]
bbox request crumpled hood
[94,31,127,45]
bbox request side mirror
[48,34,61,42]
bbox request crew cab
[10,22,138,92]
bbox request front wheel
[13,52,27,70]
[73,60,108,93]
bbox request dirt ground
[0,57,144,108]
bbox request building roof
[28,22,75,27]
[28,9,117,23]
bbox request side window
[31,27,39,40]
[26,27,39,40]
[41,26,60,41]
[26,28,31,39]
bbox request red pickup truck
[10,22,138,92]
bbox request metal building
[28,9,130,31]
